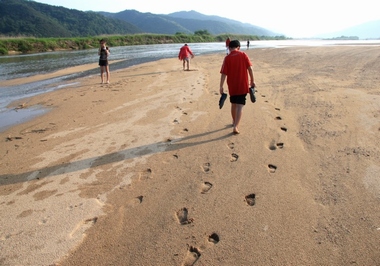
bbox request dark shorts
[230,94,247,105]
[99,59,108,66]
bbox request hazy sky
[33,0,379,38]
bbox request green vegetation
[0,0,289,56]
[1,1,283,41]
[324,36,359,40]
[0,33,289,55]
[0,0,141,38]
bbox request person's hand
[191,54,194,59]
[220,87,224,95]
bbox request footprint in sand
[230,153,239,162]
[182,246,201,266]
[227,142,235,149]
[176,208,193,225]
[208,233,220,244]
[127,196,143,207]
[269,141,284,150]
[275,116,282,120]
[201,182,213,194]
[245,194,256,206]
[268,164,277,173]
[163,154,179,164]
[139,168,153,181]
[269,141,276,151]
[281,127,288,132]
[202,163,211,173]
[275,108,281,111]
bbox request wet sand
[1,46,379,265]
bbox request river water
[1,40,379,131]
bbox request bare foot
[233,127,240,134]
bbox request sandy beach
[1,45,379,265]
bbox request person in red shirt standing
[178,44,194,71]
[225,37,231,55]
[220,40,255,134]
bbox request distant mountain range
[100,10,278,36]
[0,0,378,39]
[315,20,380,39]
[0,0,279,37]
[0,0,141,37]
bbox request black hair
[229,40,240,48]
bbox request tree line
[0,33,288,55]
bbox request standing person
[247,39,250,49]
[178,44,194,71]
[225,37,231,55]
[98,39,110,84]
[220,40,255,134]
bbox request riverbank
[0,42,229,132]
[0,33,274,55]
[1,46,379,265]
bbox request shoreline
[0,41,234,131]
[0,59,132,132]
[1,46,380,265]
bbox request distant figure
[247,39,250,49]
[220,40,255,134]
[225,37,231,55]
[98,39,110,84]
[178,44,194,71]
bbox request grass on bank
[0,33,288,55]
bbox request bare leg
[105,66,110,83]
[182,60,185,70]
[231,103,244,134]
[187,59,190,70]
[100,66,106,84]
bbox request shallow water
[0,42,228,131]
[0,42,226,111]
[0,40,379,131]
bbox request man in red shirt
[220,40,255,134]
[178,44,194,71]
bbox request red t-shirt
[220,50,252,96]
[178,45,193,60]
[226,38,231,47]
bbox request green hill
[0,0,280,38]
[0,0,142,37]
[102,10,278,36]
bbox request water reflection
[0,42,227,131]
[0,42,226,81]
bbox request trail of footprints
[133,100,287,265]
[266,106,287,173]
[171,102,231,265]
[175,140,259,265]
[170,100,290,265]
